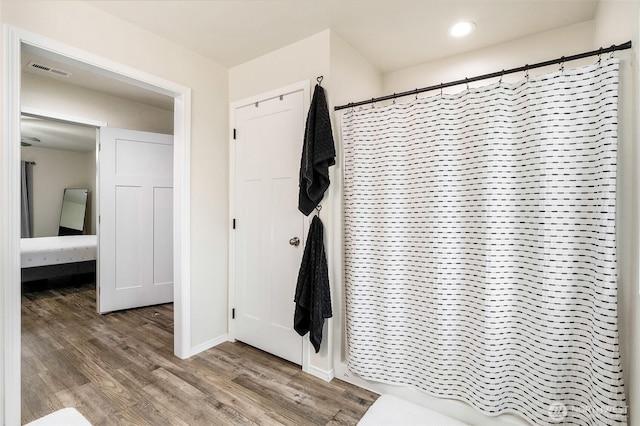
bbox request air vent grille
[27,61,71,77]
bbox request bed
[21,235,97,283]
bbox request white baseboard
[189,334,230,357]
[305,364,335,382]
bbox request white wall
[384,20,595,95]
[2,2,637,425]
[327,32,383,366]
[22,73,174,134]
[0,1,230,420]
[593,1,640,422]
[229,29,332,376]
[330,10,639,426]
[231,16,639,425]
[229,30,331,102]
[229,29,382,377]
[21,145,95,237]
[21,67,176,245]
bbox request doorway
[4,26,192,425]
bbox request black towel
[293,215,332,353]
[298,84,336,216]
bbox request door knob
[289,237,300,246]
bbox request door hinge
[233,128,236,140]
[232,308,235,319]
[99,143,102,151]
[232,219,236,229]
[98,215,101,224]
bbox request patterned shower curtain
[342,59,626,425]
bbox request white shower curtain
[342,59,625,425]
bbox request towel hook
[317,75,324,86]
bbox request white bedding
[21,235,97,268]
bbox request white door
[234,88,307,365]
[98,127,174,313]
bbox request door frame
[3,26,192,424]
[228,80,311,373]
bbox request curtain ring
[440,83,443,96]
[371,98,375,109]
[392,94,396,105]
[498,70,504,86]
[465,78,469,91]
[597,47,603,65]
[609,44,615,59]
[414,89,419,100]
[524,65,530,81]
[559,56,565,74]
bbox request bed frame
[21,260,96,282]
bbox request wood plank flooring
[21,282,378,425]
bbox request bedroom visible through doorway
[4,26,192,425]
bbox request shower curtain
[342,59,625,425]
[21,161,34,238]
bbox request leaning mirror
[58,188,88,236]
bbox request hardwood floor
[21,282,378,425]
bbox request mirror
[58,188,88,236]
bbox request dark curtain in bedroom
[21,161,34,238]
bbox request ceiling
[21,115,97,152]
[21,0,600,151]
[88,0,600,73]
[22,45,175,111]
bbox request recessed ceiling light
[449,21,476,38]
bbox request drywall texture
[21,145,95,237]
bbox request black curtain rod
[335,41,632,111]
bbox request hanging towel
[294,215,332,352]
[298,84,336,216]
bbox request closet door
[233,89,306,365]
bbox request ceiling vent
[27,61,71,77]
